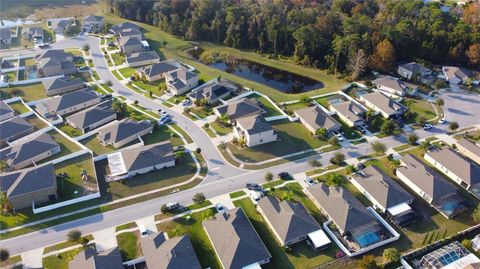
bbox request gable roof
[398,154,458,201]
[203,207,271,269]
[127,51,160,64]
[142,61,178,78]
[426,147,480,187]
[36,49,72,62]
[457,138,480,159]
[166,68,197,90]
[330,100,366,123]
[42,77,84,93]
[98,119,151,144]
[66,100,115,129]
[38,89,100,113]
[295,106,340,131]
[0,163,55,198]
[443,66,473,81]
[0,132,59,167]
[373,76,417,92]
[70,246,123,269]
[0,100,14,117]
[351,166,414,209]
[0,28,11,40]
[306,183,376,233]
[361,91,406,115]
[215,98,264,121]
[141,233,202,269]
[120,141,174,172]
[83,15,103,23]
[236,115,273,135]
[257,196,320,243]
[398,62,431,74]
[119,36,142,47]
[112,22,139,32]
[188,81,236,101]
[0,116,34,141]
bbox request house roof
[397,154,458,201]
[36,49,72,62]
[257,196,321,243]
[0,163,55,198]
[118,27,142,37]
[330,100,366,123]
[203,207,271,269]
[351,166,414,209]
[83,15,103,23]
[188,81,236,101]
[236,115,273,135]
[119,36,142,47]
[0,116,34,141]
[443,66,473,81]
[112,22,139,32]
[398,62,431,74]
[140,233,202,269]
[38,89,100,113]
[66,100,115,129]
[426,147,480,186]
[98,119,151,144]
[0,132,59,167]
[361,91,406,115]
[166,68,197,90]
[142,61,178,78]
[0,28,11,39]
[0,100,14,117]
[120,141,174,172]
[127,51,160,64]
[24,27,44,37]
[42,77,84,93]
[457,138,480,159]
[373,76,418,93]
[69,246,123,269]
[295,106,340,131]
[215,99,264,121]
[306,183,376,233]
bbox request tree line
[105,0,480,79]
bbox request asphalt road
[1,35,479,255]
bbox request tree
[417,116,427,126]
[0,161,8,173]
[160,204,168,213]
[466,44,480,67]
[329,136,339,146]
[408,134,419,145]
[0,248,9,263]
[462,239,473,250]
[265,172,274,182]
[192,192,206,204]
[315,127,328,140]
[308,158,321,167]
[174,151,184,162]
[218,113,230,125]
[300,96,310,104]
[380,120,396,135]
[82,44,90,51]
[358,254,380,269]
[111,99,127,116]
[346,164,356,175]
[371,141,386,154]
[67,229,82,242]
[195,148,201,154]
[383,248,400,263]
[449,121,459,132]
[0,192,12,215]
[472,204,480,222]
[435,98,444,107]
[365,109,375,120]
[420,140,431,152]
[325,173,344,186]
[347,49,368,80]
[330,152,345,165]
[370,39,395,72]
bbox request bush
[308,158,321,167]
[67,229,82,242]
[325,173,344,187]
[383,248,400,263]
[330,152,345,165]
[408,134,419,145]
[371,141,386,154]
[195,148,201,154]
[265,172,273,181]
[449,121,459,132]
[358,255,380,269]
[192,192,206,204]
[105,80,113,86]
[0,248,9,263]
[329,136,339,146]
[82,44,90,51]
[462,239,473,250]
[161,204,168,213]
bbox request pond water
[209,60,324,94]
[0,19,40,28]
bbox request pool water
[355,231,381,248]
[439,251,460,265]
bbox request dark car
[278,172,291,180]
[108,41,116,47]
[356,163,366,171]
[79,66,90,71]
[100,94,112,100]
[246,183,262,191]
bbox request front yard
[142,125,184,146]
[118,67,137,78]
[117,231,142,262]
[43,247,83,269]
[0,82,46,102]
[111,53,125,66]
[132,79,166,96]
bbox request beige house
[140,61,179,82]
[234,115,277,147]
[97,119,153,148]
[65,100,116,134]
[35,49,75,77]
[165,68,199,95]
[456,138,480,165]
[372,75,418,97]
[35,89,101,118]
[294,106,340,135]
[442,66,473,85]
[329,100,366,127]
[43,77,85,96]
[359,91,406,119]
[126,51,160,68]
[119,36,143,55]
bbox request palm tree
[420,140,431,152]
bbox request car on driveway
[215,203,225,214]
[439,118,446,124]
[139,225,148,237]
[79,66,90,71]
[304,177,315,186]
[180,99,190,106]
[158,117,172,126]
[423,123,433,130]
[246,183,262,191]
[333,132,344,141]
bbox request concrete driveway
[135,216,157,233]
[92,227,117,252]
[21,248,44,269]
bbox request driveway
[92,227,117,252]
[438,90,480,128]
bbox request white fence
[122,257,145,267]
[32,192,101,214]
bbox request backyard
[142,125,184,146]
[24,114,48,129]
[54,154,97,201]
[247,93,283,117]
[79,134,118,156]
[36,130,83,164]
[7,100,30,114]
[0,83,46,102]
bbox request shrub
[371,141,386,154]
[265,172,274,181]
[383,248,400,263]
[67,229,82,242]
[192,192,206,204]
[0,248,9,263]
[408,134,419,145]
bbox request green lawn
[43,247,83,269]
[21,58,36,67]
[248,94,282,117]
[43,235,94,254]
[187,200,213,210]
[312,94,344,108]
[92,70,100,80]
[210,121,233,136]
[170,124,194,144]
[156,208,222,269]
[331,115,362,140]
[58,123,82,137]
[24,114,48,129]
[111,53,125,66]
[402,97,438,124]
[99,83,114,93]
[3,255,21,268]
[132,79,166,96]
[116,222,138,232]
[142,125,184,146]
[227,120,327,163]
[118,67,137,78]
[203,126,216,138]
[36,130,83,164]
[6,71,17,82]
[190,106,213,118]
[54,154,97,201]
[71,72,93,82]
[79,134,117,156]
[229,190,246,199]
[117,231,142,262]
[0,83,46,102]
[7,101,30,114]
[282,101,309,115]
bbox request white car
[304,177,315,186]
[215,203,225,214]
[139,225,148,237]
[335,133,344,141]
[439,118,446,124]
[180,99,190,106]
[423,123,433,130]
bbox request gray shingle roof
[373,76,418,92]
[330,100,366,123]
[66,100,115,129]
[42,77,84,93]
[215,99,264,121]
[0,100,14,117]
[166,68,197,90]
[0,28,11,40]
[203,207,271,269]
[295,106,340,131]
[457,138,480,159]
[0,116,34,141]
[0,132,59,167]
[397,154,458,201]
[399,62,430,74]
[443,66,473,81]
[0,163,55,198]
[83,15,103,23]
[236,115,273,135]
[141,233,202,269]
[69,246,123,269]
[121,141,174,172]
[127,51,160,64]
[119,36,142,47]
[36,49,72,62]
[188,81,235,101]
[361,91,406,115]
[306,183,376,233]
[39,89,100,113]
[98,119,151,144]
[142,61,178,78]
[112,22,139,33]
[351,166,413,209]
[257,196,320,244]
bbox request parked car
[304,177,315,186]
[278,172,291,180]
[246,183,262,191]
[334,132,344,141]
[423,123,433,130]
[139,225,148,237]
[100,94,112,100]
[249,190,264,203]
[158,109,164,114]
[356,163,366,170]
[215,203,225,214]
[439,118,446,124]
[108,41,115,47]
[158,118,172,126]
[173,145,185,152]
[39,43,50,49]
[180,99,190,106]
[79,66,90,71]
[356,126,366,134]
[166,202,180,210]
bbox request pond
[209,60,324,94]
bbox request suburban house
[372,75,418,97]
[0,132,60,170]
[214,98,264,124]
[294,106,340,135]
[140,61,179,82]
[97,119,153,148]
[424,147,480,198]
[257,196,323,247]
[456,138,480,165]
[82,15,104,30]
[234,115,277,147]
[23,27,44,42]
[126,51,160,67]
[203,208,272,269]
[396,154,467,218]
[35,49,76,77]
[165,68,199,95]
[35,89,101,118]
[418,241,480,269]
[0,28,12,48]
[359,91,407,119]
[48,18,75,35]
[350,166,416,226]
[0,116,35,147]
[442,66,473,85]
[0,163,56,210]
[43,76,85,96]
[119,36,143,55]
[140,232,202,269]
[306,183,387,250]
[397,62,433,81]
[69,246,123,269]
[65,100,117,134]
[188,80,237,105]
[111,22,143,40]
[106,141,175,181]
[329,100,366,127]
[0,100,15,122]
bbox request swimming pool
[355,231,381,248]
[438,251,460,265]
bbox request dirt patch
[32,2,100,20]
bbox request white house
[372,75,418,97]
[359,91,406,119]
[442,66,473,85]
[234,115,277,147]
[165,68,199,95]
